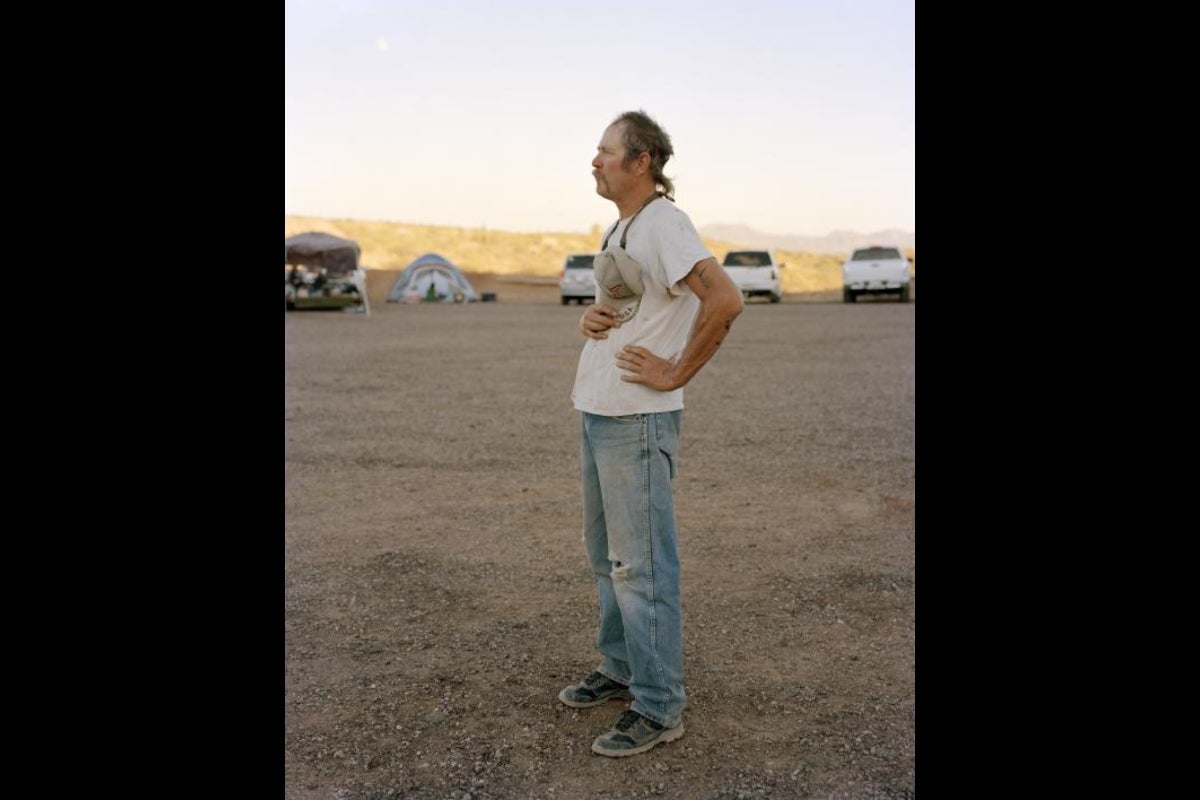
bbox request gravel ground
[285,290,915,799]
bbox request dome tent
[386,253,479,304]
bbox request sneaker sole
[591,722,684,757]
[557,687,632,708]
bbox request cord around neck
[602,192,664,251]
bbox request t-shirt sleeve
[655,208,714,296]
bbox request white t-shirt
[571,199,713,416]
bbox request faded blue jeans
[579,410,686,728]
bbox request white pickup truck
[721,250,783,303]
[841,246,912,303]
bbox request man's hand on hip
[616,345,678,391]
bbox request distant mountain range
[698,224,914,255]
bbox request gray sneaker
[558,671,631,708]
[591,709,684,757]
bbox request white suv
[842,246,912,303]
[721,250,783,303]
[559,253,596,305]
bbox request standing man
[561,109,744,757]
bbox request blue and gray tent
[386,253,479,303]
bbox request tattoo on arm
[695,266,712,290]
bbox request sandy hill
[285,216,914,305]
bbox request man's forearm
[666,292,742,389]
[613,259,744,391]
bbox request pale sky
[284,0,915,237]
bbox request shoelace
[614,710,643,731]
[584,672,609,688]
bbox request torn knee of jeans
[609,560,631,581]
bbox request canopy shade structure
[285,232,361,277]
[285,232,369,314]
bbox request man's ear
[636,151,651,176]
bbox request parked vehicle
[841,246,912,303]
[559,253,596,305]
[721,250,783,303]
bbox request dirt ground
[284,280,915,799]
